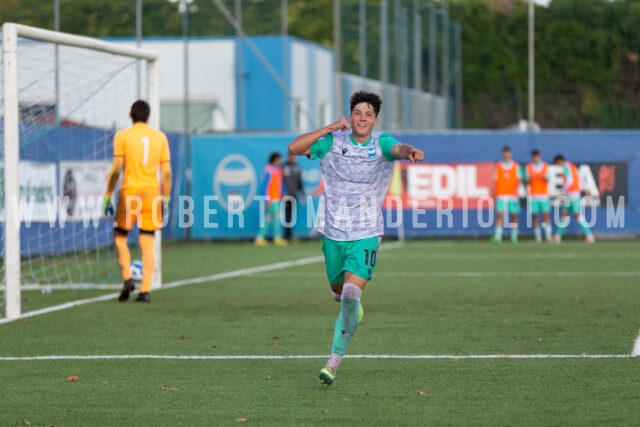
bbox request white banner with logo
[58,161,112,222]
[0,161,58,223]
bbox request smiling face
[350,102,379,141]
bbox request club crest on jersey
[367,146,376,159]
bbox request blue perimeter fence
[2,127,638,257]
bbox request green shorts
[495,198,521,214]
[529,198,550,215]
[266,201,281,217]
[558,196,581,215]
[322,236,381,285]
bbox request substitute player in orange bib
[552,155,595,243]
[491,146,523,243]
[525,149,552,242]
[102,100,172,302]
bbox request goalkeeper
[103,100,172,302]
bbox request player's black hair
[269,152,281,164]
[531,149,540,156]
[350,91,382,117]
[502,146,511,152]
[553,154,565,163]
[130,100,150,123]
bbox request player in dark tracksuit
[282,153,304,241]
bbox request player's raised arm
[391,144,425,163]
[288,116,350,156]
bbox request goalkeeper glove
[162,196,171,220]
[102,195,114,219]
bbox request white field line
[633,332,640,357]
[250,271,640,278]
[384,253,640,259]
[0,242,403,325]
[0,353,635,362]
[0,284,123,291]
[6,270,640,290]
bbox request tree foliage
[1,0,638,128]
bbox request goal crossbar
[5,23,158,61]
[2,23,160,319]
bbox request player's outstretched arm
[288,116,350,156]
[391,144,424,163]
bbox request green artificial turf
[1,239,639,426]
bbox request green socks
[494,226,503,240]
[557,215,591,237]
[330,283,362,358]
[579,217,592,236]
[534,226,542,241]
[557,217,568,237]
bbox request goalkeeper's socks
[139,233,155,293]
[114,233,131,280]
[329,283,362,364]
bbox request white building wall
[111,38,236,132]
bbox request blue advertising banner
[187,133,321,239]
[184,131,639,240]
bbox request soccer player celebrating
[553,155,595,243]
[491,146,523,243]
[288,91,424,385]
[525,149,552,242]
[103,100,172,302]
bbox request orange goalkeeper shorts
[114,187,163,232]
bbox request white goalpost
[1,23,161,319]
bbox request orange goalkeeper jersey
[113,122,171,189]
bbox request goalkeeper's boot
[358,302,364,324]
[254,237,268,247]
[118,279,135,302]
[489,236,502,243]
[136,292,151,302]
[319,366,336,385]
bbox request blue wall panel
[187,133,320,240]
[240,37,285,131]
[185,131,640,240]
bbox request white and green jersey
[310,130,400,241]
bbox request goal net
[1,23,160,319]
